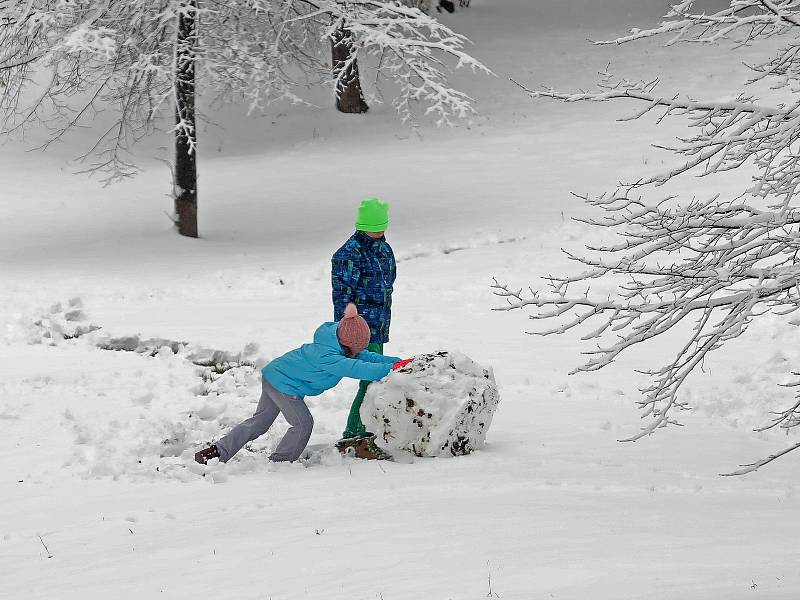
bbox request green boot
[340,342,383,439]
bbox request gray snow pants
[215,377,314,463]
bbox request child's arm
[332,254,361,321]
[318,351,393,381]
[356,349,401,365]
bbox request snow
[61,26,118,59]
[2,1,800,598]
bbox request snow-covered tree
[0,1,487,237]
[330,19,369,114]
[327,0,432,114]
[323,0,488,124]
[495,0,800,475]
[0,0,321,237]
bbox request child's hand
[392,358,414,370]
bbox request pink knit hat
[337,303,371,354]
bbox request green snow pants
[342,342,383,439]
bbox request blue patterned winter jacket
[331,231,396,344]
[262,322,400,398]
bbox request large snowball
[361,351,500,457]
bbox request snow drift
[361,351,500,457]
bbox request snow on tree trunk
[361,352,500,457]
[175,0,199,238]
[331,24,369,114]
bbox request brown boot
[194,444,220,465]
[353,435,392,461]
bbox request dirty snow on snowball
[362,351,499,457]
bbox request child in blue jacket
[194,304,405,465]
[332,198,396,455]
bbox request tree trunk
[174,0,198,238]
[331,25,368,114]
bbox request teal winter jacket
[262,321,401,398]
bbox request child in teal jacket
[195,305,402,465]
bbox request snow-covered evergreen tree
[0,0,487,237]
[495,0,800,474]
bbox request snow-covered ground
[2,1,800,598]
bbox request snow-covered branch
[505,0,800,473]
[308,0,491,125]
[0,0,488,180]
[515,73,800,195]
[597,0,800,46]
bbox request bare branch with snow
[504,0,800,473]
[0,0,488,181]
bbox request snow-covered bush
[498,1,800,474]
[361,352,500,457]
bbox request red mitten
[392,358,414,370]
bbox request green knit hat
[355,198,389,232]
